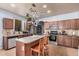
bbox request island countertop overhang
[15,35,47,44]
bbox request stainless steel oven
[49,31,58,41]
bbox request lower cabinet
[3,34,32,50]
[72,37,78,48]
[57,35,78,49]
[64,36,72,47]
[57,36,64,46]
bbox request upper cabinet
[70,19,76,29]
[15,19,21,31]
[76,19,79,29]
[58,19,77,30]
[64,20,71,29]
[48,21,59,30]
[51,21,58,26]
[58,20,64,30]
[3,18,13,29]
[64,19,76,29]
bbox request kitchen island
[16,35,48,56]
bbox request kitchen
[0,3,79,56]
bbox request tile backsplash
[3,29,79,36]
[57,29,79,36]
[44,29,79,36]
[63,30,79,36]
[3,29,23,36]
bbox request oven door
[49,35,56,41]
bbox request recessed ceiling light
[10,4,16,7]
[47,10,51,13]
[43,5,47,8]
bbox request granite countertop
[3,34,21,37]
[57,34,79,37]
[3,34,28,37]
[15,35,46,43]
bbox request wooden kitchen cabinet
[58,21,64,30]
[62,20,66,29]
[64,19,76,29]
[64,36,72,47]
[3,34,32,50]
[60,20,69,29]
[52,21,58,26]
[57,35,72,47]
[76,19,79,29]
[70,19,76,29]
[64,20,71,29]
[63,20,74,29]
[3,18,13,29]
[58,19,76,29]
[44,22,50,30]
[57,35,78,49]
[72,37,78,49]
[57,35,64,46]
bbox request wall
[39,11,79,22]
[0,9,26,49]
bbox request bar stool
[43,36,49,56]
[31,38,44,56]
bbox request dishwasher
[8,38,16,49]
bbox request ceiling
[0,3,79,19]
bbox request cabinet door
[53,21,58,26]
[76,19,79,29]
[64,36,72,47]
[62,20,66,29]
[65,20,71,29]
[57,36,64,46]
[44,22,50,30]
[58,21,64,30]
[3,18,13,29]
[62,20,70,29]
[72,37,78,49]
[15,19,21,31]
[70,19,76,29]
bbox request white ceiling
[0,3,79,19]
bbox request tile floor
[0,41,78,56]
[48,41,78,56]
[0,48,15,56]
